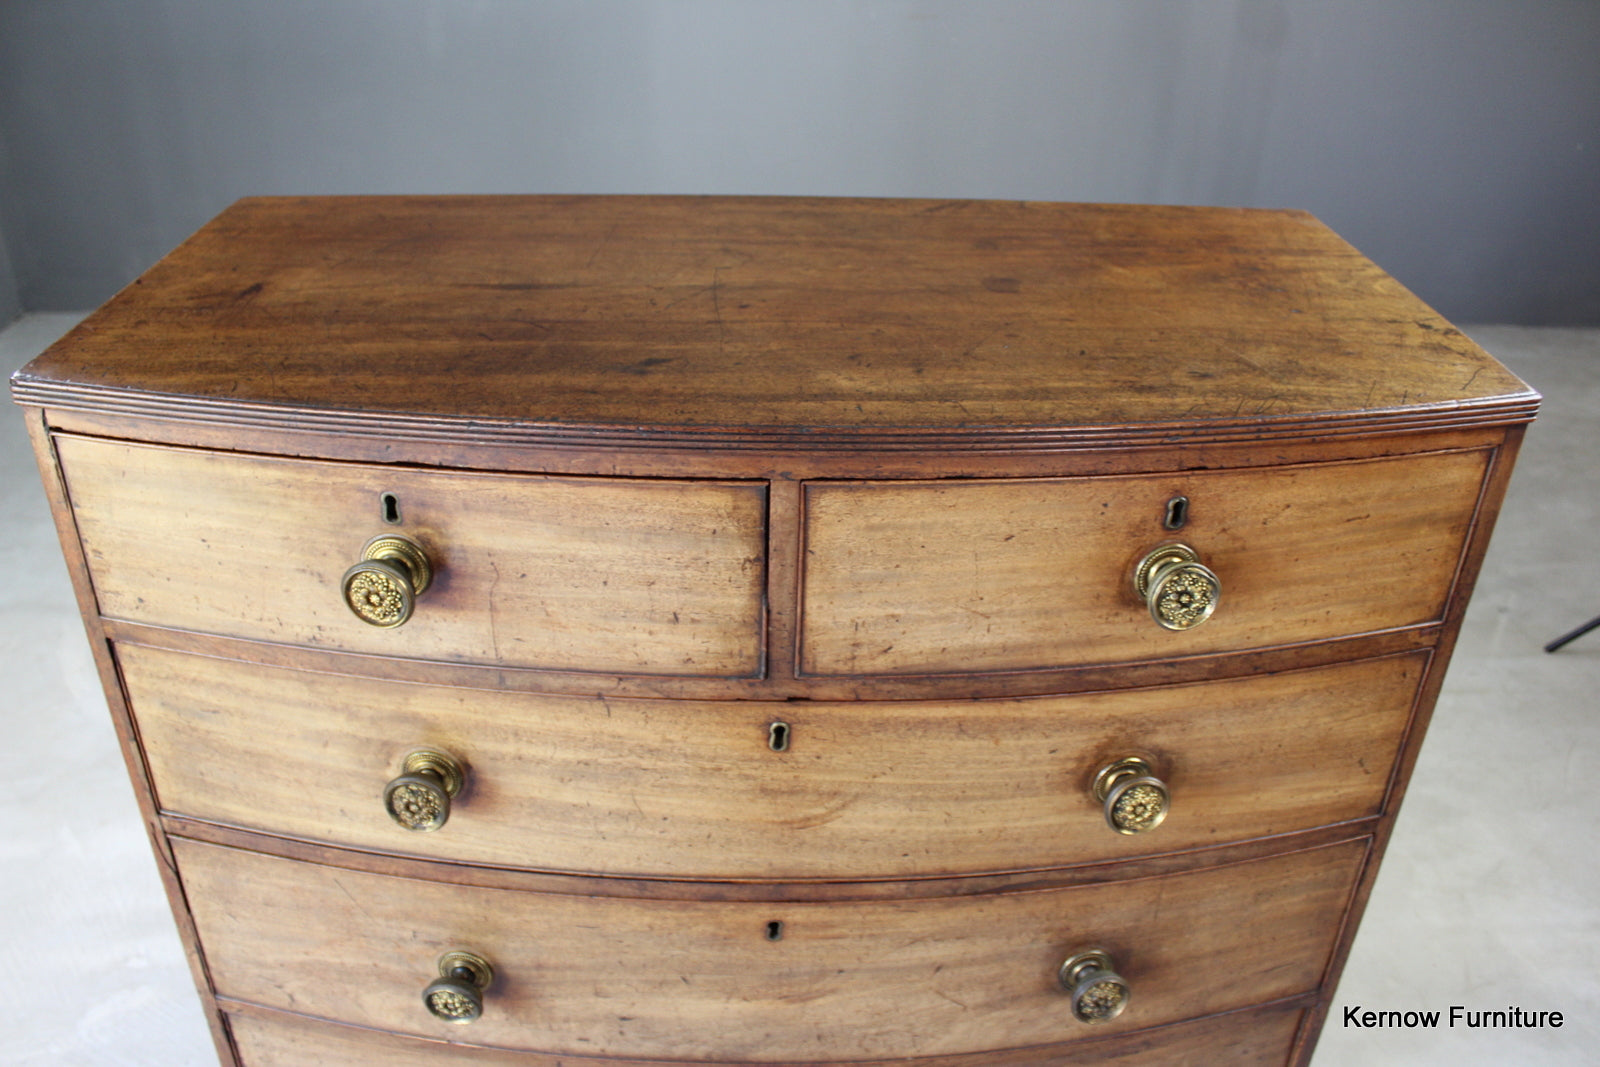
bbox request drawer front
[226,999,1305,1065]
[129,643,1419,878]
[800,450,1488,675]
[56,436,766,676]
[179,837,1359,1061]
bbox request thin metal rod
[1544,613,1600,653]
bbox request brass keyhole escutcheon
[1133,542,1219,631]
[1058,948,1130,1024]
[384,748,466,832]
[1092,756,1169,835]
[1163,495,1189,530]
[423,950,494,1024]
[342,534,433,627]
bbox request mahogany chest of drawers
[12,196,1537,1065]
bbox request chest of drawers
[12,196,1537,1065]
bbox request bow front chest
[12,196,1537,1065]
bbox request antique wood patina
[13,196,1537,1065]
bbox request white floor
[0,313,1594,1065]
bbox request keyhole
[768,721,791,752]
[765,921,785,941]
[381,492,402,525]
[1163,496,1189,530]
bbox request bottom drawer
[177,837,1363,1062]
[226,999,1308,1066]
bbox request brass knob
[342,534,433,627]
[1058,948,1129,1024]
[1092,757,1169,835]
[423,950,493,1024]
[384,748,466,832]
[1133,543,1219,631]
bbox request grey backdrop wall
[0,224,19,327]
[0,0,1596,325]
[0,125,20,325]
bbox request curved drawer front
[226,999,1306,1066]
[800,449,1488,675]
[128,642,1418,878]
[56,436,766,676]
[176,837,1363,1061]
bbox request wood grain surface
[176,836,1362,1061]
[223,997,1307,1066]
[56,435,766,676]
[801,449,1488,674]
[11,196,1536,450]
[127,642,1419,880]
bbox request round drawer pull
[424,950,494,1024]
[1091,756,1169,835]
[384,748,466,832]
[1058,948,1130,1024]
[342,534,433,627]
[1133,542,1219,631]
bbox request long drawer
[55,435,767,677]
[175,836,1364,1061]
[801,450,1488,674]
[128,643,1419,878]
[225,998,1308,1066]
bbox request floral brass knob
[1092,756,1169,835]
[1133,543,1219,631]
[424,950,494,1024]
[342,534,433,627]
[384,748,466,832]
[1058,948,1130,1024]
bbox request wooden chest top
[11,195,1536,449]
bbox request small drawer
[177,837,1362,1061]
[800,449,1488,675]
[127,642,1417,879]
[226,998,1306,1065]
[56,436,766,676]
